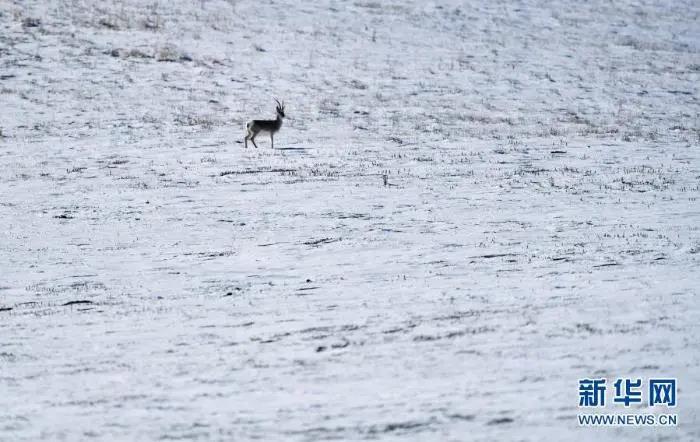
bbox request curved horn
[274,98,282,108]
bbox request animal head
[274,98,285,118]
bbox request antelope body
[245,99,285,148]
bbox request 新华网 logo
[577,378,677,426]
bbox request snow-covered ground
[1,0,699,440]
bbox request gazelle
[244,99,285,148]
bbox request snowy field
[1,0,699,440]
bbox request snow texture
[1,0,699,440]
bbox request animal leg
[244,125,251,148]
